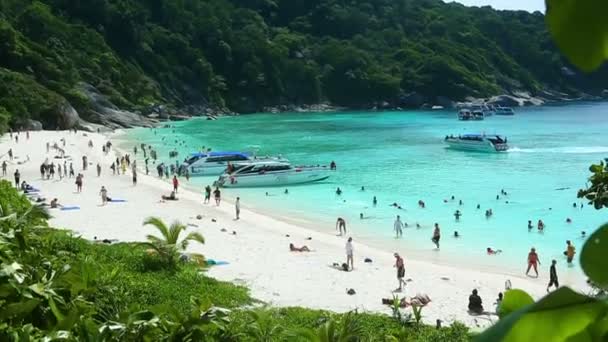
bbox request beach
[0,128,591,329]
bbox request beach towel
[61,206,80,211]
[109,199,127,203]
[206,259,229,266]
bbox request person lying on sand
[382,294,431,308]
[289,243,311,252]
[161,191,178,201]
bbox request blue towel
[110,199,127,203]
[61,206,80,211]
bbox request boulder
[435,96,454,108]
[56,102,81,129]
[24,119,43,131]
[398,92,425,108]
[486,95,523,107]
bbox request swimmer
[418,200,425,208]
[538,220,545,231]
[373,196,377,206]
[496,195,500,200]
[459,200,463,206]
[566,218,572,223]
[336,187,342,196]
[454,231,460,238]
[476,204,480,209]
[360,213,364,220]
[284,189,289,194]
[361,186,365,191]
[487,247,502,255]
[528,220,533,230]
[451,195,455,201]
[454,210,462,221]
[581,231,586,237]
[416,223,421,228]
[572,202,577,208]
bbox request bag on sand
[342,263,349,271]
[347,288,356,295]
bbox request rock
[486,95,523,107]
[398,91,425,108]
[435,96,454,108]
[24,119,43,131]
[56,102,81,129]
[77,83,156,128]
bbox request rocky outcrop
[77,83,156,129]
[24,119,43,131]
[56,102,81,129]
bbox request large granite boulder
[24,119,43,131]
[486,95,522,107]
[56,102,81,129]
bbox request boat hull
[187,162,230,176]
[445,140,507,152]
[218,170,331,188]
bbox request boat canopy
[188,151,250,158]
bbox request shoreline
[0,129,590,329]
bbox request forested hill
[0,0,607,131]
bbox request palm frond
[143,217,170,241]
[167,222,186,245]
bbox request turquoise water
[126,103,608,273]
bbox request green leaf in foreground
[580,223,608,288]
[545,0,608,72]
[498,289,534,319]
[476,287,608,341]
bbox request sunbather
[161,191,178,201]
[289,243,311,252]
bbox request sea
[123,102,608,277]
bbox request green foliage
[142,216,205,270]
[546,0,608,72]
[578,161,608,209]
[498,289,534,319]
[580,223,608,289]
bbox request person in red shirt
[526,247,541,277]
[172,175,179,193]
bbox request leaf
[476,287,608,342]
[0,299,40,320]
[580,223,608,288]
[498,289,535,319]
[545,0,608,72]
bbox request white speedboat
[181,151,286,176]
[495,106,515,115]
[216,161,332,188]
[458,109,484,121]
[444,134,509,152]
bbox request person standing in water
[526,247,541,277]
[432,223,441,249]
[565,240,575,264]
[394,253,406,292]
[373,196,377,207]
[235,197,241,220]
[336,217,347,236]
[394,215,404,238]
[547,260,559,292]
[345,237,354,271]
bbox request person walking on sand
[100,186,108,206]
[132,167,138,186]
[69,163,75,178]
[394,253,406,292]
[432,223,441,249]
[8,148,13,160]
[526,247,541,277]
[2,161,7,176]
[336,217,347,236]
[57,163,63,180]
[213,187,221,206]
[110,162,116,175]
[565,240,576,264]
[75,174,83,193]
[82,155,88,170]
[63,161,67,178]
[235,197,241,220]
[547,260,559,292]
[172,175,179,193]
[204,185,211,204]
[13,169,20,187]
[97,163,102,177]
[345,237,354,271]
[394,215,404,238]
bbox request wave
[509,146,608,154]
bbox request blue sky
[447,0,545,13]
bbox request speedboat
[458,109,473,120]
[495,106,515,115]
[180,151,286,176]
[444,134,509,152]
[472,110,485,120]
[216,161,332,188]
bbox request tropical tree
[142,217,205,268]
[296,311,364,342]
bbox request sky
[447,0,545,13]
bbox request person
[57,163,62,180]
[581,231,586,238]
[487,247,502,255]
[75,174,83,193]
[345,237,354,271]
[110,163,116,175]
[394,253,406,292]
[537,220,545,231]
[454,210,462,221]
[289,243,311,252]
[547,259,559,292]
[204,185,211,204]
[496,195,500,200]
[172,175,179,193]
[572,202,577,208]
[14,169,20,187]
[213,187,221,206]
[459,199,463,206]
[432,223,441,249]
[284,189,289,195]
[69,163,75,178]
[495,292,503,314]
[526,247,541,277]
[2,160,7,176]
[468,289,484,314]
[418,200,425,208]
[100,186,108,205]
[82,155,88,170]
[565,240,575,264]
[235,197,241,220]
[394,215,404,238]
[336,217,347,236]
[132,167,138,186]
[360,186,365,191]
[566,218,572,224]
[373,196,377,207]
[454,231,460,238]
[161,191,178,201]
[527,220,533,230]
[63,161,67,178]
[330,161,336,170]
[336,187,342,196]
[97,163,102,177]
[8,148,13,160]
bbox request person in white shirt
[394,215,404,238]
[345,237,354,271]
[235,197,241,220]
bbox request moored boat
[444,134,509,152]
[216,161,332,188]
[180,151,287,176]
[495,106,515,115]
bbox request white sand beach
[0,130,590,329]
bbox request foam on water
[123,103,608,275]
